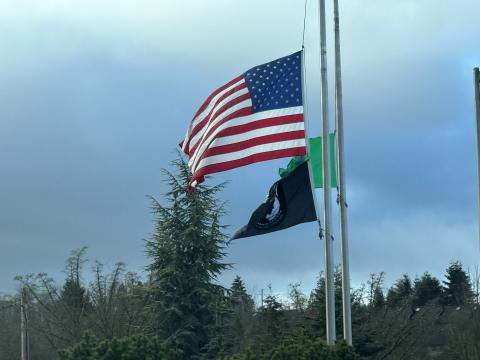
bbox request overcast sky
[1,0,480,300]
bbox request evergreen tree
[288,282,308,312]
[367,272,385,309]
[306,274,326,338]
[412,272,442,307]
[61,247,90,314]
[256,293,286,349]
[386,274,412,307]
[145,155,230,358]
[443,261,474,306]
[306,269,345,338]
[333,267,345,336]
[230,276,255,314]
[223,276,255,354]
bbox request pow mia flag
[232,160,317,240]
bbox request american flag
[181,51,307,190]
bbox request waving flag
[232,160,316,239]
[181,51,307,190]
[279,134,338,188]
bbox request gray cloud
[1,0,480,297]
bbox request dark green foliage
[0,297,20,360]
[288,282,308,312]
[386,274,412,307]
[230,276,255,313]
[443,261,474,306]
[145,155,230,357]
[225,339,359,360]
[447,304,480,359]
[226,276,255,353]
[412,272,442,307]
[307,275,327,338]
[371,287,385,309]
[255,294,287,350]
[367,272,385,309]
[59,333,182,360]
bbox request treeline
[1,157,479,360]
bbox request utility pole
[20,287,29,360]
[318,0,336,345]
[474,67,480,251]
[334,0,352,346]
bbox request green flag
[278,134,337,188]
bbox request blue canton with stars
[244,51,302,113]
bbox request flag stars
[245,52,302,112]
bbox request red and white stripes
[181,74,306,190]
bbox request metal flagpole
[333,0,352,345]
[301,49,322,223]
[21,288,28,360]
[319,0,336,345]
[474,67,480,251]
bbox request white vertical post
[319,0,336,345]
[21,288,28,360]
[333,0,352,346]
[474,67,480,251]
[301,49,321,222]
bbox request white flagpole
[474,67,480,251]
[333,0,352,345]
[21,288,28,360]
[301,49,322,222]
[319,0,336,345]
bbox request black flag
[232,161,317,239]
